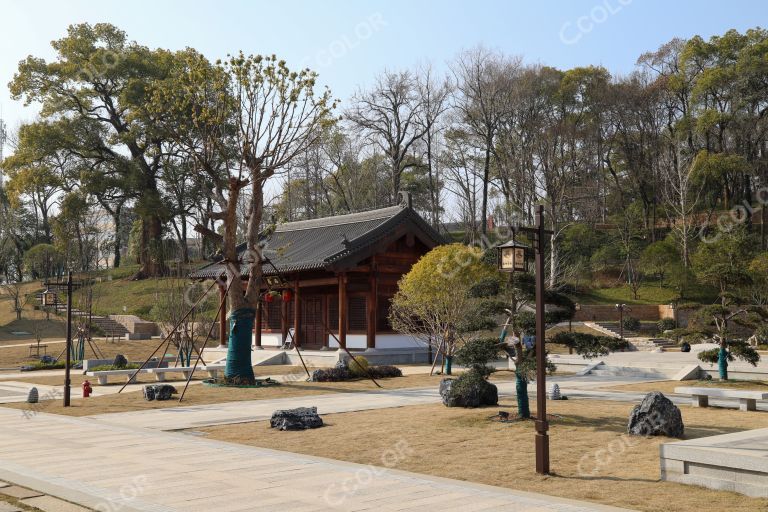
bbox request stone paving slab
[0,408,632,512]
[0,485,42,499]
[21,495,91,512]
[0,502,21,512]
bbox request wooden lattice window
[265,301,281,330]
[348,296,367,331]
[326,295,367,331]
[328,297,338,330]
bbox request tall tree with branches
[347,70,427,203]
[154,51,335,383]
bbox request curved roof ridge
[276,204,405,232]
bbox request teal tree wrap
[225,308,256,381]
[516,372,530,418]
[718,346,729,380]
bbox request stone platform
[660,428,768,497]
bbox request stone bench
[86,369,150,385]
[147,367,197,382]
[203,365,224,380]
[675,386,768,411]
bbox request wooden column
[218,284,228,348]
[367,271,377,350]
[338,273,347,349]
[254,300,262,349]
[281,295,288,344]
[293,282,301,347]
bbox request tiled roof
[189,203,445,279]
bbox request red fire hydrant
[82,380,92,398]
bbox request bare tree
[1,282,26,320]
[415,66,452,227]
[451,47,520,234]
[660,146,705,266]
[347,70,427,202]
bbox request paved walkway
[0,408,631,511]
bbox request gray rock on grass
[270,407,323,430]
[628,391,684,438]
[143,384,177,401]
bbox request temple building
[190,194,444,353]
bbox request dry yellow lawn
[606,379,768,394]
[0,337,184,368]
[0,369,493,417]
[200,399,768,512]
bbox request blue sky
[0,0,764,133]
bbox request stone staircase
[90,316,130,338]
[595,322,641,338]
[36,293,129,339]
[632,338,678,351]
[593,322,678,351]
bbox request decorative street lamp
[497,239,530,273]
[497,205,554,475]
[41,288,56,307]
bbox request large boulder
[143,384,177,401]
[628,392,684,438]
[439,376,498,408]
[270,407,323,431]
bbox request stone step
[595,323,642,338]
[588,363,679,379]
[90,317,129,336]
[588,369,667,379]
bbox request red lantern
[264,292,275,303]
[282,289,292,302]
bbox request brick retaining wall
[573,304,675,322]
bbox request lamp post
[615,304,630,340]
[63,271,72,407]
[498,204,553,475]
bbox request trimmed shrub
[311,367,350,382]
[348,356,370,378]
[367,365,403,378]
[443,368,498,408]
[657,318,677,333]
[311,364,402,382]
[455,337,503,377]
[88,363,141,372]
[622,316,641,331]
[602,337,631,352]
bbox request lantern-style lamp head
[498,239,529,272]
[42,289,56,307]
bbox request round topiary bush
[348,356,370,378]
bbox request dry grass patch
[606,379,768,395]
[199,399,768,512]
[0,337,173,368]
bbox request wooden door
[301,296,325,349]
